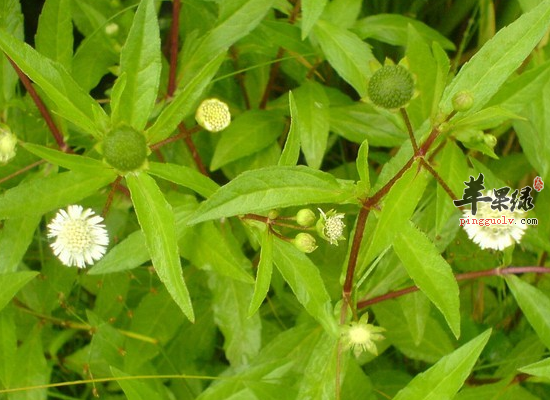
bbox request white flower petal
[47,205,109,268]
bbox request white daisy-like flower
[462,191,527,251]
[195,98,231,132]
[0,124,17,164]
[47,205,109,268]
[317,208,346,245]
[341,313,385,357]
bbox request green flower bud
[293,233,318,253]
[452,90,474,112]
[195,98,231,132]
[102,126,148,173]
[267,209,280,220]
[0,124,17,164]
[483,134,497,148]
[296,208,316,227]
[367,65,414,109]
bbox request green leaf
[393,221,461,338]
[273,239,338,336]
[356,139,370,194]
[180,0,275,84]
[322,0,362,29]
[278,91,301,167]
[0,215,41,273]
[208,273,262,367]
[179,221,255,284]
[111,367,162,400]
[88,229,150,275]
[440,0,550,116]
[519,358,550,379]
[0,272,39,313]
[248,229,274,316]
[434,141,469,234]
[0,169,116,219]
[292,81,330,169]
[148,161,220,198]
[301,0,327,39]
[124,288,184,370]
[0,0,23,107]
[451,106,523,131]
[146,52,225,143]
[187,166,356,224]
[35,0,73,69]
[329,102,406,147]
[393,329,492,400]
[313,19,374,98]
[297,333,340,400]
[127,172,194,322]
[211,110,284,171]
[0,29,108,137]
[363,165,428,268]
[373,301,454,364]
[111,0,161,130]
[513,78,550,179]
[0,308,17,388]
[21,142,108,172]
[353,14,455,50]
[505,275,550,349]
[487,61,550,114]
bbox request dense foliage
[1,0,550,399]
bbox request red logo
[534,176,544,192]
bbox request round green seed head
[367,65,414,109]
[103,126,148,173]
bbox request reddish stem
[357,266,550,309]
[167,0,181,98]
[0,160,45,185]
[7,57,69,152]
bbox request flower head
[0,124,17,164]
[366,63,414,109]
[195,98,231,132]
[341,313,385,357]
[316,208,346,245]
[462,191,527,251]
[47,205,109,268]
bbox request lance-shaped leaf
[0,29,108,137]
[313,19,374,98]
[0,169,116,219]
[21,142,107,172]
[35,0,73,69]
[146,52,225,143]
[393,221,461,338]
[148,162,219,198]
[278,91,301,167]
[0,0,23,107]
[440,0,550,116]
[273,239,338,336]
[110,0,160,130]
[187,166,356,225]
[0,272,39,313]
[127,172,194,322]
[301,0,327,39]
[292,81,329,170]
[505,275,550,349]
[393,329,491,400]
[519,358,550,379]
[248,229,274,316]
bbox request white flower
[341,313,385,357]
[462,191,527,251]
[47,205,109,268]
[0,125,17,163]
[317,208,346,245]
[195,98,231,132]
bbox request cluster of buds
[270,208,347,254]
